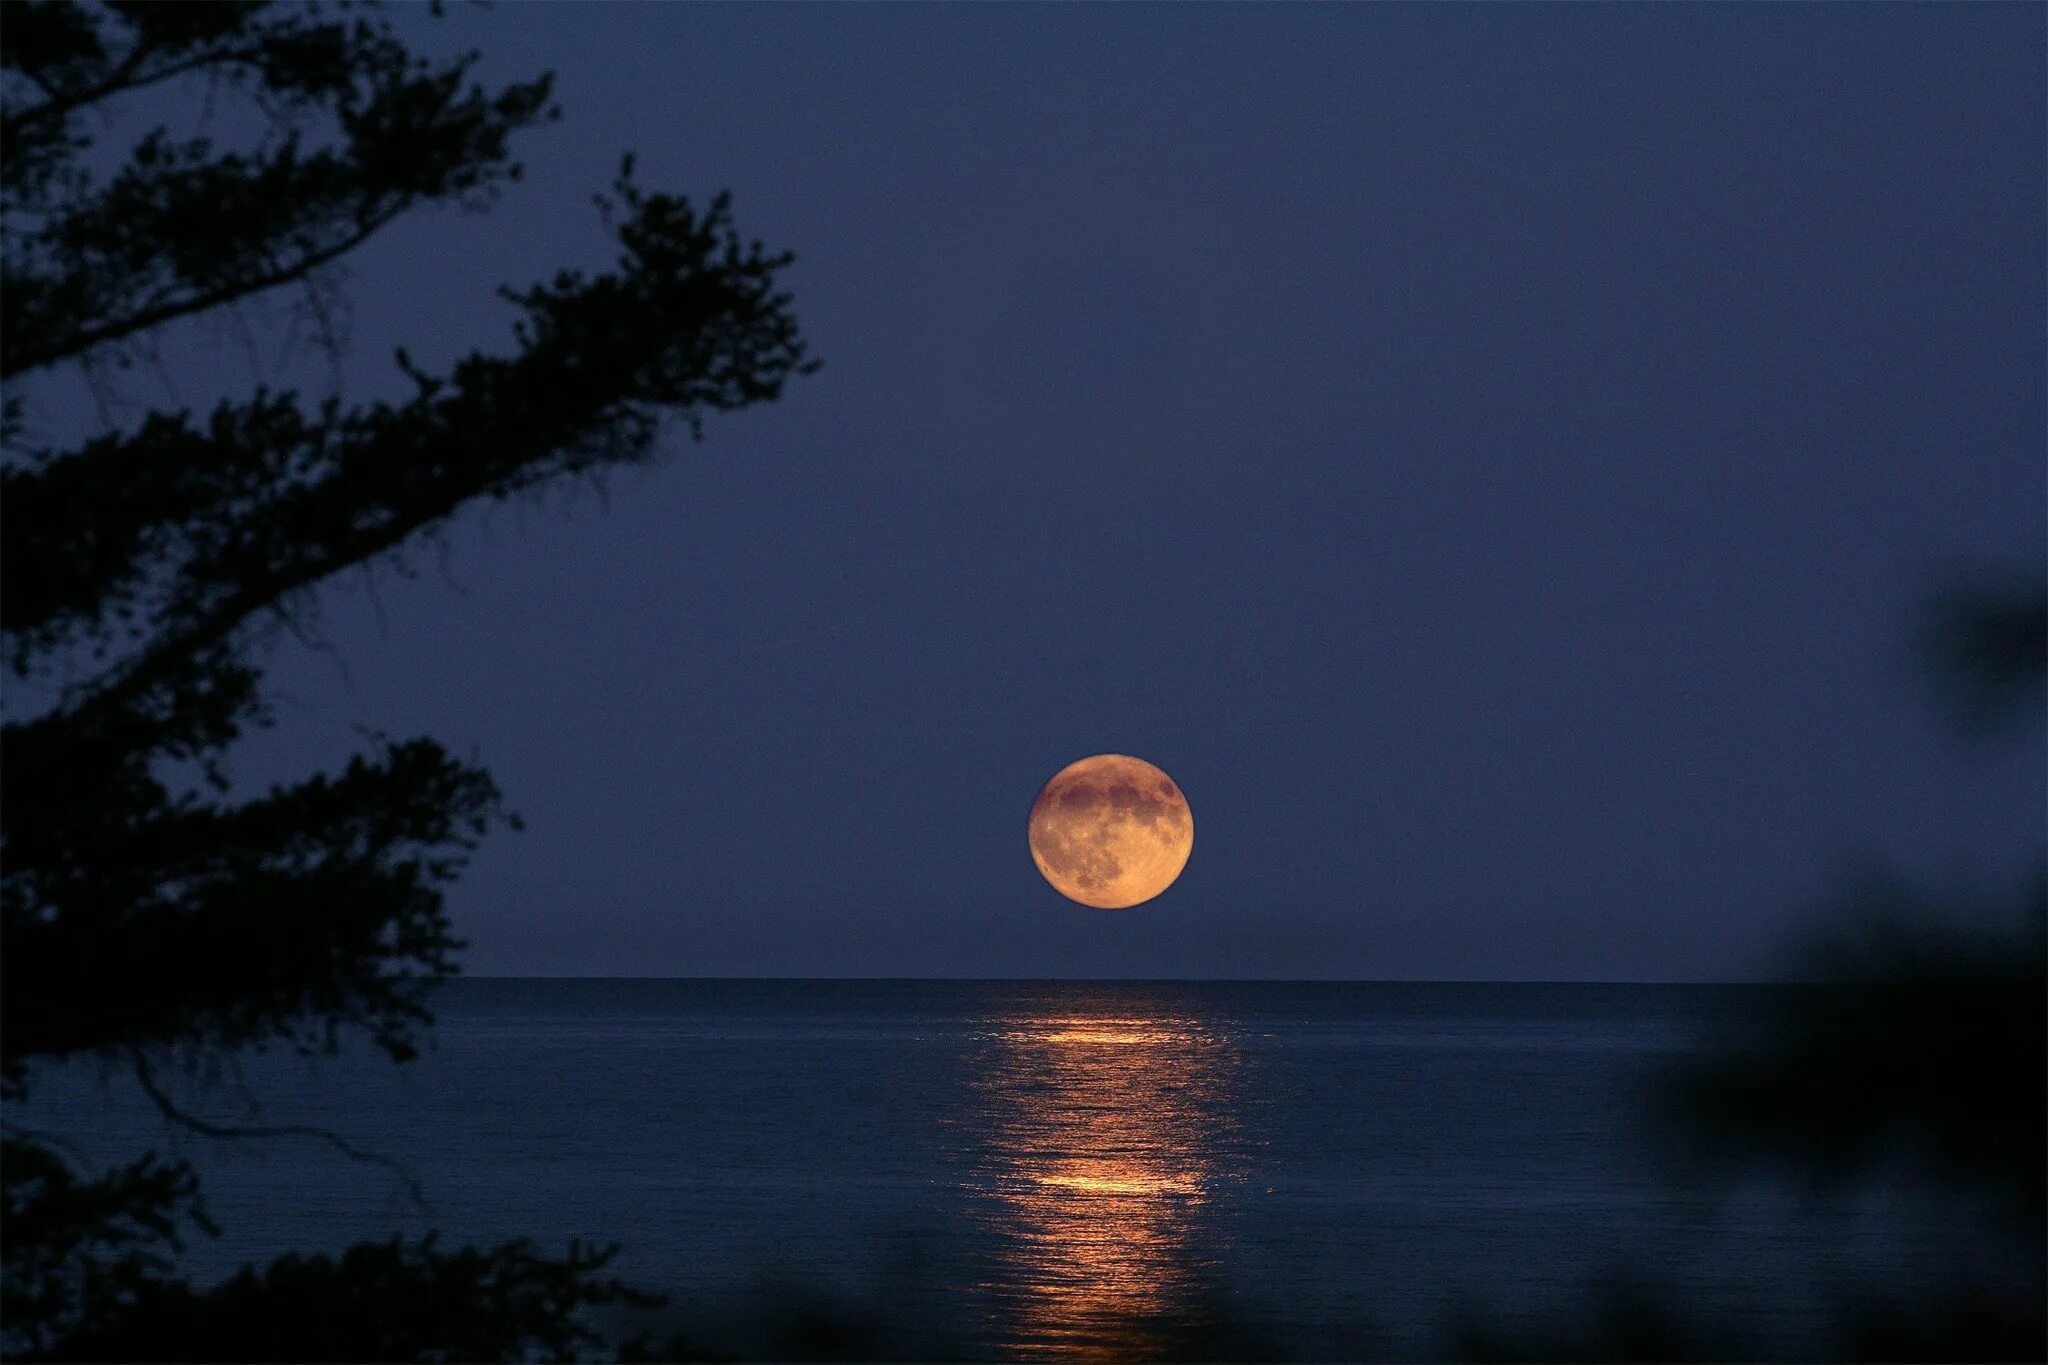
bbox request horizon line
[449,973,1772,986]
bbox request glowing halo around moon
[1028,754,1193,909]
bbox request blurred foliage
[1922,582,2048,734]
[1,1,812,1358]
[1457,583,2046,1364]
[1670,872,2045,1228]
[23,1234,653,1364]
[1449,1279,1744,1363]
[1671,583,2044,1237]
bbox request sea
[14,980,2028,1360]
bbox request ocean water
[15,981,2022,1359]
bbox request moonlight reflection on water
[970,1003,1250,1360]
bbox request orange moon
[1028,754,1193,909]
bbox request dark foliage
[1669,586,2046,1236]
[1,0,556,378]
[1668,874,2046,1226]
[1,1136,216,1359]
[1922,582,2048,733]
[1446,583,2046,1364]
[1471,585,2046,1363]
[2,2,812,1358]
[31,1235,654,1364]
[1449,1280,1743,1363]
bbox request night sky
[32,4,2043,979]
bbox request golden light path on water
[969,1001,1247,1361]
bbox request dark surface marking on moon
[1031,825,1120,891]
[1051,780,1183,833]
[1030,759,1190,902]
[1029,787,1123,890]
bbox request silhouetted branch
[3,5,560,379]
[5,212,396,379]
[128,1049,429,1212]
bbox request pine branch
[129,1049,430,1212]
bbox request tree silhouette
[1,2,813,1357]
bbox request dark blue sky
[37,4,2044,978]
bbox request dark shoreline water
[13,980,2020,1359]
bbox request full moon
[1028,754,1193,909]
